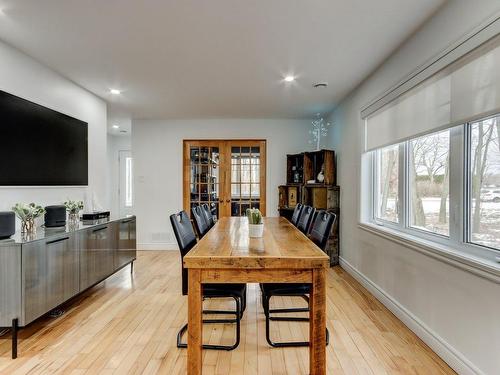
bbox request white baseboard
[137,243,178,251]
[339,257,483,375]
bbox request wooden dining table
[183,216,330,375]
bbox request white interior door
[119,150,133,216]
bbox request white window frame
[372,144,403,226]
[125,156,133,208]
[363,119,500,275]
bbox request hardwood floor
[0,251,455,374]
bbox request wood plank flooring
[0,251,455,374]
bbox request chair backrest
[191,205,209,238]
[309,210,336,250]
[290,203,303,226]
[201,203,215,228]
[169,211,197,295]
[296,205,315,234]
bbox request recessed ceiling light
[112,125,119,129]
[284,75,295,82]
[110,89,121,95]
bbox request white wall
[329,1,500,374]
[107,134,131,217]
[0,39,108,220]
[132,119,310,249]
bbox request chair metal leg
[177,296,241,351]
[263,294,329,348]
[204,288,246,318]
[12,318,18,359]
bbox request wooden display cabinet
[304,149,335,185]
[278,148,340,266]
[303,185,339,210]
[286,153,305,185]
[278,184,303,221]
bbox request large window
[370,114,500,254]
[409,129,450,236]
[364,32,500,263]
[469,115,500,250]
[375,145,399,222]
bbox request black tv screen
[0,90,88,186]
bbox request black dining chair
[201,203,215,228]
[296,205,315,234]
[260,210,336,348]
[191,205,210,238]
[290,203,303,227]
[170,211,246,351]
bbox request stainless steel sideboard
[0,216,136,359]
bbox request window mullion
[398,142,406,229]
[448,125,465,244]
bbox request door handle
[46,236,70,245]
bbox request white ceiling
[0,0,445,121]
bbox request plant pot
[68,212,80,224]
[248,223,264,238]
[21,218,36,234]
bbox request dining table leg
[309,268,327,375]
[188,269,203,375]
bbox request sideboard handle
[46,237,70,245]
[92,226,108,233]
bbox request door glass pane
[409,129,450,236]
[241,183,250,197]
[231,184,240,196]
[241,165,251,183]
[241,147,251,160]
[470,116,500,250]
[231,147,240,164]
[375,144,399,223]
[251,184,260,197]
[231,165,240,183]
[231,202,240,216]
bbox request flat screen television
[0,90,88,186]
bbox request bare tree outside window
[470,116,500,250]
[409,129,450,235]
[376,145,399,222]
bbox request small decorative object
[292,166,300,183]
[246,208,264,238]
[309,113,331,151]
[64,199,84,223]
[288,187,298,207]
[317,163,325,183]
[12,203,45,234]
[307,179,316,184]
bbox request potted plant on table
[12,203,45,234]
[246,208,264,238]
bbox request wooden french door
[183,140,266,219]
